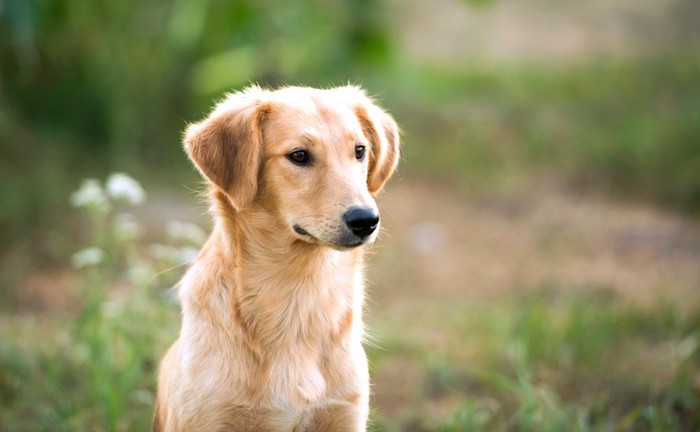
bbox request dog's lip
[293,224,368,249]
[334,231,371,249]
[293,224,311,237]
[293,224,322,244]
[338,239,366,248]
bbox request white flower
[106,172,146,205]
[114,212,142,241]
[100,301,122,317]
[176,247,200,263]
[71,247,105,268]
[70,179,109,210]
[128,264,155,287]
[166,221,207,245]
[149,244,199,265]
[149,244,173,262]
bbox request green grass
[367,291,700,431]
[5,292,697,431]
[0,176,182,431]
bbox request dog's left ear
[350,91,401,195]
[184,88,269,210]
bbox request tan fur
[153,85,400,431]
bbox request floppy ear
[355,99,401,195]
[184,92,268,210]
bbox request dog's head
[184,85,400,250]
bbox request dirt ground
[370,177,700,306]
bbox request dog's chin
[292,225,371,250]
[329,236,369,251]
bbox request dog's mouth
[293,224,312,237]
[293,224,368,249]
[293,224,323,244]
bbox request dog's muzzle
[292,206,380,249]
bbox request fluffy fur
[153,85,400,431]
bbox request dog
[153,85,400,431]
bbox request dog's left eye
[288,150,311,165]
[355,145,366,161]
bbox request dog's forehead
[266,92,363,142]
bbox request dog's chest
[211,347,362,431]
[178,250,365,429]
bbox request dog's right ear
[184,90,269,210]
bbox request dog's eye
[355,145,366,161]
[287,150,311,165]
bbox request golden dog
[153,85,399,431]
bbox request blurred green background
[2,0,700,430]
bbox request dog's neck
[193,189,366,353]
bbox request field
[1,174,699,431]
[369,180,700,430]
[2,0,700,430]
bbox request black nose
[343,207,380,238]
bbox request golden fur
[153,85,400,431]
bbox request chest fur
[177,249,366,408]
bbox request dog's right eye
[287,150,311,165]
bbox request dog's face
[260,93,381,248]
[184,86,400,250]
